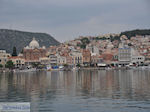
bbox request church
[23,38,46,63]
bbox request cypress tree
[12,46,17,56]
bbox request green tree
[0,64,3,68]
[12,46,17,56]
[76,63,81,68]
[81,38,90,44]
[5,60,14,69]
[80,44,86,49]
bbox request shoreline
[1,66,149,73]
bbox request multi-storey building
[0,50,11,67]
[82,49,91,66]
[8,56,25,68]
[118,44,131,65]
[71,50,83,66]
[23,38,46,63]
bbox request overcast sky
[0,0,150,42]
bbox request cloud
[0,0,149,42]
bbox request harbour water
[0,69,150,112]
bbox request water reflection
[0,70,150,112]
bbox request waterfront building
[66,56,72,65]
[71,50,83,66]
[131,56,145,65]
[0,50,11,67]
[8,56,25,68]
[57,55,67,65]
[82,49,91,66]
[91,55,100,66]
[101,53,114,64]
[118,44,131,66]
[130,48,145,65]
[49,53,57,66]
[39,57,50,65]
[23,38,46,63]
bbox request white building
[118,44,131,65]
[57,55,67,65]
[131,56,145,64]
[49,53,58,66]
[86,45,99,55]
[39,57,50,65]
[0,50,11,67]
[8,56,25,68]
[131,48,145,64]
[71,50,83,65]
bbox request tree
[80,44,86,49]
[5,60,14,69]
[63,64,69,69]
[76,63,81,68]
[12,46,17,56]
[0,64,3,68]
[81,38,90,45]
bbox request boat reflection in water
[0,69,150,112]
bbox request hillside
[92,29,150,41]
[0,29,60,53]
[120,29,150,39]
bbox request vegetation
[5,60,14,69]
[94,37,107,40]
[0,64,3,68]
[76,63,81,67]
[79,38,90,49]
[128,43,133,46]
[81,38,90,44]
[0,29,60,53]
[110,35,120,42]
[63,64,69,67]
[12,46,17,56]
[120,29,150,39]
[93,29,150,42]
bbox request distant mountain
[0,29,60,53]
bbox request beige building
[0,50,11,67]
[82,49,91,66]
[39,57,50,65]
[71,50,83,65]
[8,56,25,68]
[57,55,67,65]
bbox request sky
[0,0,150,42]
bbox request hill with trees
[120,29,150,39]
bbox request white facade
[10,57,25,68]
[131,56,145,64]
[57,55,67,65]
[86,45,99,55]
[49,54,57,66]
[39,57,50,65]
[131,48,145,64]
[71,50,83,65]
[118,44,131,65]
[0,50,11,66]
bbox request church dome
[29,38,39,49]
